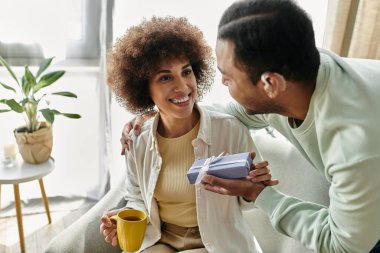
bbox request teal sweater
[226,49,380,253]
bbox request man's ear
[261,72,286,98]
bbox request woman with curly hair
[100,16,270,253]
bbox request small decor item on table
[2,142,18,167]
[187,152,253,184]
[0,56,81,164]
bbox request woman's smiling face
[149,58,197,121]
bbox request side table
[0,157,54,252]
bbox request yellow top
[154,121,200,227]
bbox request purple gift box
[187,152,252,184]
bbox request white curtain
[87,0,114,200]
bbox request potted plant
[0,56,81,164]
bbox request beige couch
[45,133,330,253]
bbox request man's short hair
[218,0,320,84]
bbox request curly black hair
[107,16,215,114]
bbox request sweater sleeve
[123,149,148,214]
[225,102,269,130]
[202,102,269,130]
[255,155,380,253]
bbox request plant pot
[14,122,53,164]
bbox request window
[0,0,101,64]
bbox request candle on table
[4,143,17,160]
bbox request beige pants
[142,223,208,253]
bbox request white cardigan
[124,105,262,253]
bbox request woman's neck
[157,109,200,138]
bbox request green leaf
[36,57,53,78]
[40,108,55,124]
[34,71,65,93]
[22,76,26,91]
[7,99,24,113]
[0,81,16,93]
[1,99,24,113]
[0,56,20,86]
[23,66,36,96]
[61,113,81,119]
[40,108,81,123]
[42,108,80,121]
[20,98,29,106]
[50,91,77,98]
[0,109,11,113]
[49,109,61,115]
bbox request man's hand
[201,152,278,201]
[250,159,279,186]
[120,111,157,155]
[201,175,267,202]
[100,209,120,247]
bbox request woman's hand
[100,209,120,246]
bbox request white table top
[0,157,54,184]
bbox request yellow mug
[110,209,147,252]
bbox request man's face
[215,39,278,115]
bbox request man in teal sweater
[199,0,380,252]
[121,0,380,252]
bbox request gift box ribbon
[193,159,250,170]
[195,152,226,184]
